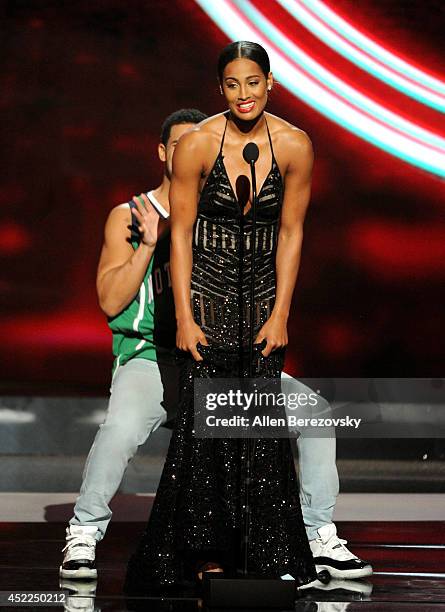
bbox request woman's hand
[255,314,288,357]
[176,318,209,361]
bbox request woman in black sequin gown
[125,41,317,591]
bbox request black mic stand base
[202,573,296,609]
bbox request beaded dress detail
[125,117,317,592]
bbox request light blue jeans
[70,358,339,542]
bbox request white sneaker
[59,525,98,579]
[59,577,97,612]
[309,523,373,579]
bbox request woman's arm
[255,129,314,356]
[170,131,209,361]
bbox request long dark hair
[217,41,270,82]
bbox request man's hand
[176,318,209,361]
[255,314,288,357]
[132,193,160,248]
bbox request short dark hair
[160,108,207,146]
[217,41,270,83]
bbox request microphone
[243,142,259,164]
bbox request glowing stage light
[240,1,445,151]
[277,0,445,112]
[194,0,445,177]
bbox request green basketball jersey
[107,193,175,374]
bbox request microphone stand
[242,151,257,578]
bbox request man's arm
[96,194,159,318]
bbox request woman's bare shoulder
[266,112,312,157]
[176,113,227,151]
[174,113,226,173]
[199,112,228,132]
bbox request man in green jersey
[60,109,207,580]
[60,109,371,584]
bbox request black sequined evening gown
[125,117,317,592]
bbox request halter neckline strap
[219,114,274,156]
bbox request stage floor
[1,521,445,611]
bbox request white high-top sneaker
[310,523,373,579]
[59,577,97,612]
[59,525,98,579]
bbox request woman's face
[221,58,272,121]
